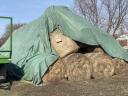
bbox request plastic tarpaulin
[1,6,128,85]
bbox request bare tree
[74,0,100,25]
[74,0,128,36]
[102,0,128,35]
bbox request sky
[0,0,74,23]
[0,0,74,36]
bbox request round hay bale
[42,59,66,83]
[50,29,79,58]
[84,52,115,79]
[63,53,92,81]
[112,58,126,75]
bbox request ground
[0,68,128,96]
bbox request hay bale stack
[63,53,92,81]
[84,52,115,79]
[42,52,127,84]
[50,29,79,58]
[42,37,127,84]
[42,53,92,83]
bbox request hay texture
[50,29,79,58]
[42,59,65,83]
[112,58,127,75]
[84,52,115,79]
[63,53,92,81]
[42,53,92,83]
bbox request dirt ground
[0,67,128,96]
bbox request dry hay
[42,45,127,84]
[42,59,66,84]
[42,53,92,83]
[63,53,92,81]
[50,29,79,58]
[112,58,127,75]
[93,47,104,53]
[84,52,115,79]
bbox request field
[0,65,128,96]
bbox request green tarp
[0,6,128,85]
